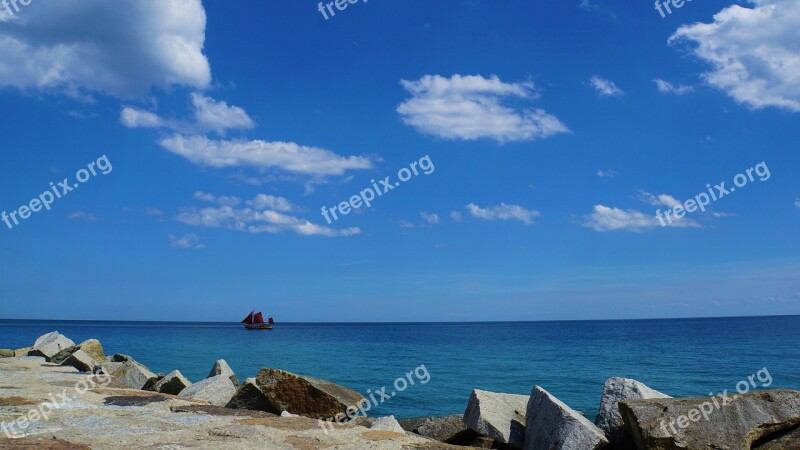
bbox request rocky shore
[1,331,799,449]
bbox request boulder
[524,386,608,450]
[227,378,274,411]
[76,339,105,363]
[463,389,528,447]
[29,332,75,361]
[143,373,165,392]
[110,353,135,363]
[49,346,78,365]
[154,370,192,395]
[248,368,366,419]
[595,377,670,447]
[99,361,123,376]
[178,375,237,407]
[60,349,96,372]
[0,349,13,358]
[14,347,31,357]
[399,415,473,444]
[619,389,800,450]
[108,360,158,390]
[280,410,299,417]
[370,416,406,434]
[208,359,239,387]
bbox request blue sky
[0,0,798,321]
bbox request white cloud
[159,134,373,176]
[795,198,800,208]
[579,0,600,11]
[450,211,462,222]
[169,233,204,250]
[121,92,254,135]
[193,191,241,206]
[66,211,97,222]
[669,0,800,111]
[466,203,540,225]
[597,169,617,177]
[0,0,210,98]
[176,194,358,237]
[637,191,682,209]
[582,204,700,232]
[653,79,694,95]
[246,194,295,212]
[589,76,624,97]
[420,212,440,225]
[397,74,569,143]
[120,107,163,128]
[190,93,254,134]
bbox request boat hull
[244,323,274,330]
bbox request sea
[1,315,798,420]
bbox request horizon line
[1,313,798,325]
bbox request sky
[0,0,798,322]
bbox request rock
[0,349,13,358]
[249,368,366,419]
[77,339,105,363]
[595,377,670,447]
[208,359,239,387]
[619,389,800,450]
[29,332,75,361]
[524,386,608,450]
[178,374,236,407]
[371,416,406,433]
[14,347,31,357]
[280,410,299,417]
[108,360,158,390]
[60,349,96,372]
[154,370,192,395]
[142,373,165,392]
[227,378,274,411]
[110,353,135,363]
[49,346,78,365]
[399,415,475,444]
[463,389,528,447]
[99,361,123,376]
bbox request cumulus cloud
[120,107,163,128]
[193,191,241,206]
[669,0,800,111]
[589,76,624,97]
[190,93,254,134]
[121,93,254,135]
[597,169,617,177]
[0,0,210,98]
[420,212,440,225]
[397,74,569,143]
[466,203,540,225]
[582,205,699,232]
[653,79,694,95]
[159,134,373,176]
[795,198,800,208]
[176,193,358,237]
[169,233,204,250]
[637,191,682,209]
[246,194,295,212]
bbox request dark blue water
[1,316,798,420]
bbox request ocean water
[1,316,798,420]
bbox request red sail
[241,311,254,324]
[268,317,274,325]
[253,312,265,324]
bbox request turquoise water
[1,316,798,419]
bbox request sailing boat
[241,309,275,330]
